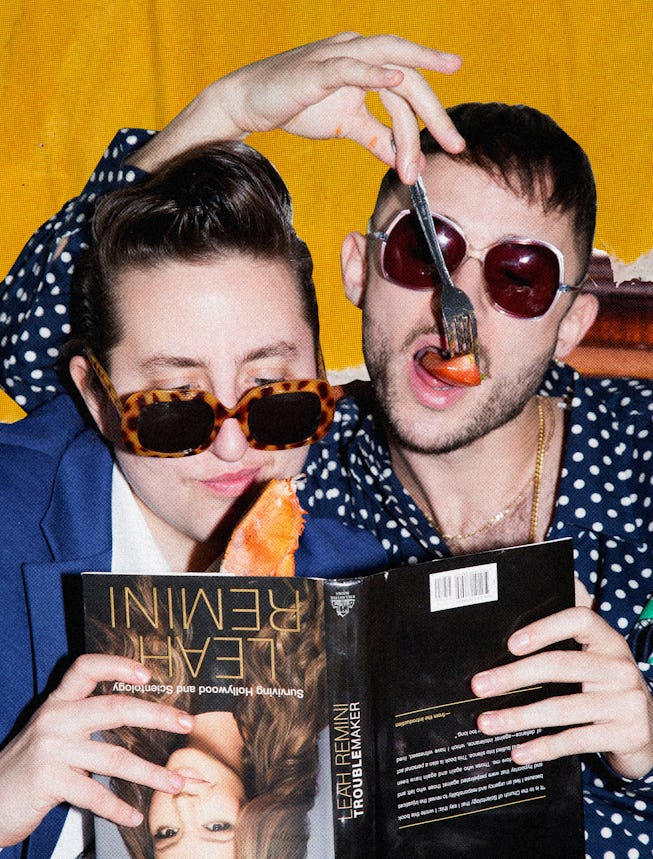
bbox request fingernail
[128,808,144,826]
[404,161,418,185]
[450,130,466,151]
[512,744,533,765]
[509,631,530,652]
[382,67,402,83]
[478,711,504,732]
[134,666,150,683]
[168,772,185,792]
[473,671,495,695]
[176,713,194,731]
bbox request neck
[389,396,563,553]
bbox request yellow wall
[1,1,651,371]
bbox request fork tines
[448,312,476,357]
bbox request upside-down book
[83,538,583,858]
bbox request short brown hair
[72,141,319,364]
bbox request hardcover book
[82,538,584,858]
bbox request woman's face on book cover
[148,745,245,857]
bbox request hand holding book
[473,602,653,780]
[0,654,193,848]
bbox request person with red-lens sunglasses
[313,102,653,859]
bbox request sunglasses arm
[84,347,126,418]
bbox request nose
[429,280,444,325]
[450,256,485,304]
[209,417,250,462]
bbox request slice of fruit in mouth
[222,478,306,576]
[419,349,482,387]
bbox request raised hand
[0,654,194,847]
[471,606,653,779]
[130,32,464,183]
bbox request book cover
[83,538,583,858]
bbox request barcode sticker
[429,562,498,612]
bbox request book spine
[323,576,377,857]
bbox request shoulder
[565,374,653,448]
[306,380,383,466]
[296,517,390,579]
[0,394,87,459]
[543,361,652,418]
[0,395,105,517]
[555,371,652,545]
[569,374,652,417]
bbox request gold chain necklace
[528,396,547,544]
[439,397,550,544]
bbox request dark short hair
[72,141,319,364]
[375,102,597,279]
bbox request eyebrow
[139,342,300,374]
[241,342,299,363]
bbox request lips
[404,337,474,410]
[200,468,260,498]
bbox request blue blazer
[0,395,114,858]
[0,394,389,856]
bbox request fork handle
[409,177,453,289]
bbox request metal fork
[408,176,478,359]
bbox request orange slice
[222,478,306,577]
[419,350,482,387]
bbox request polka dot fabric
[0,129,154,411]
[299,362,653,857]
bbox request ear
[554,291,599,359]
[68,354,115,437]
[340,231,367,308]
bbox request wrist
[604,746,653,781]
[126,80,245,173]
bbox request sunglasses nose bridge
[448,252,487,305]
[203,397,249,460]
[208,415,251,461]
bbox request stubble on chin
[364,328,555,457]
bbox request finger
[507,606,631,656]
[62,737,185,795]
[382,66,465,155]
[62,770,145,829]
[379,88,422,183]
[472,649,639,697]
[304,55,404,100]
[50,653,152,702]
[326,33,463,75]
[574,577,593,608]
[510,723,631,766]
[343,113,399,169]
[40,692,194,737]
[477,689,629,736]
[510,709,653,772]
